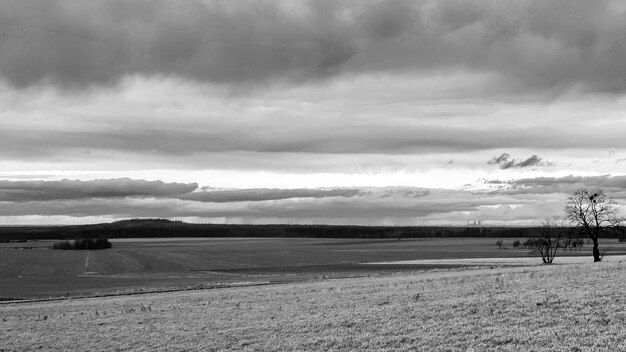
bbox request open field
[1,260,625,351]
[2,237,626,300]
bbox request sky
[1,0,626,226]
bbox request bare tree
[564,188,622,262]
[529,217,569,264]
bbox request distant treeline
[0,219,555,241]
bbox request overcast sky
[2,0,626,225]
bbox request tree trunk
[592,237,601,262]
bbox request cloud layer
[185,188,361,203]
[0,178,197,202]
[1,0,626,94]
[492,175,626,199]
[2,176,625,225]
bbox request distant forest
[0,218,559,241]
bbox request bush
[523,238,540,248]
[513,240,521,248]
[52,241,72,250]
[51,238,112,250]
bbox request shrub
[51,238,112,250]
[529,217,569,264]
[513,240,521,248]
[523,238,540,248]
[51,241,72,250]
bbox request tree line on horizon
[0,222,545,241]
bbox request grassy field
[2,237,625,299]
[1,260,624,351]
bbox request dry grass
[1,262,625,351]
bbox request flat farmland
[1,237,624,300]
[2,261,625,351]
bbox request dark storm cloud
[487,153,513,168]
[1,0,625,93]
[184,188,361,203]
[0,178,197,202]
[488,153,549,169]
[516,155,545,168]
